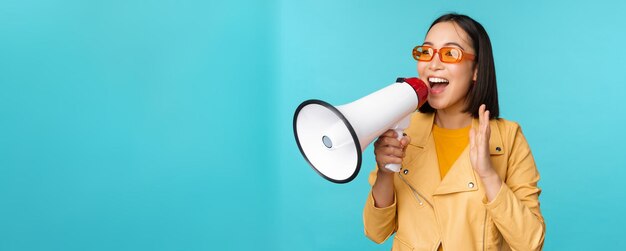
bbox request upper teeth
[429,77,449,83]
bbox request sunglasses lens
[413,46,433,61]
[440,47,462,63]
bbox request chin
[427,100,445,110]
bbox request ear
[472,66,478,82]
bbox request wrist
[479,170,502,186]
[377,166,396,177]
[478,169,497,180]
[476,162,497,179]
[482,173,503,202]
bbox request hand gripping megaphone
[293,77,428,183]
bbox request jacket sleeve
[484,124,546,251]
[363,166,397,244]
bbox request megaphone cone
[293,78,428,183]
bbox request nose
[427,52,444,71]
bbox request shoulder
[494,117,523,136]
[493,117,530,150]
[410,111,434,122]
[405,112,435,147]
[407,111,434,131]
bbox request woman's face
[418,21,477,112]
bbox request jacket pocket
[392,236,414,251]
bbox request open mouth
[428,77,449,94]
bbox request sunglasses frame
[412,45,475,63]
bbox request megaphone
[293,77,428,183]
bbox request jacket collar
[407,112,504,156]
[403,112,505,197]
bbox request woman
[363,13,545,251]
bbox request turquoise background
[1,0,625,250]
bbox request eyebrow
[422,41,466,50]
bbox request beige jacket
[363,112,545,251]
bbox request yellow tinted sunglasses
[412,45,475,63]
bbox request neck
[434,108,473,129]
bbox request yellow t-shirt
[433,124,471,179]
[433,124,471,251]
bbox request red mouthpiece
[402,77,428,109]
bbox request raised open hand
[469,104,495,179]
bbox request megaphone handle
[383,128,405,172]
[383,114,412,173]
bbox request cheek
[449,64,474,82]
[416,63,429,84]
[417,62,427,75]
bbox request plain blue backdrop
[1,0,625,250]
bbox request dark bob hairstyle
[418,13,499,119]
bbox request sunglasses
[412,45,475,63]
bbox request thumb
[401,135,411,149]
[400,134,411,147]
[404,135,412,145]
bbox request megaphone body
[293,78,428,183]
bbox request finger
[389,146,407,158]
[483,110,490,131]
[380,137,402,148]
[374,145,390,156]
[481,110,491,138]
[381,156,403,165]
[480,112,489,136]
[399,138,407,147]
[400,135,411,147]
[479,105,488,135]
[375,145,405,158]
[373,137,384,148]
[469,127,476,148]
[375,131,395,147]
[477,105,484,135]
[478,104,486,121]
[381,130,397,138]
[483,110,491,140]
[484,109,490,127]
[395,149,407,159]
[481,105,488,127]
[374,137,390,148]
[376,153,403,166]
[401,135,412,151]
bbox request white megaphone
[293,77,428,183]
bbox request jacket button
[403,169,409,175]
[496,147,502,152]
[468,182,475,188]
